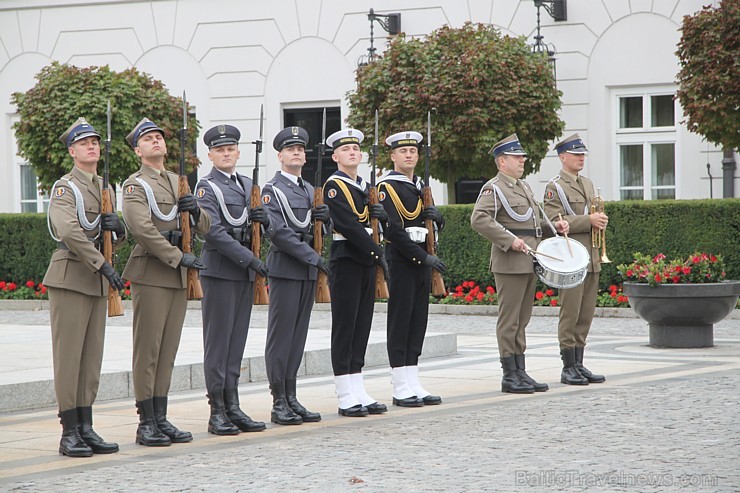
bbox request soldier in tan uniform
[471,134,569,394]
[44,118,125,457]
[544,134,607,385]
[122,118,210,446]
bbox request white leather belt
[333,227,373,241]
[405,226,428,243]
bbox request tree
[676,0,739,151]
[12,62,199,192]
[348,23,564,202]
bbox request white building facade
[0,0,731,213]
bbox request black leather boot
[153,396,193,443]
[560,348,589,385]
[135,399,170,447]
[575,347,606,383]
[286,379,321,422]
[224,388,266,432]
[58,409,93,457]
[500,355,535,394]
[77,406,119,454]
[207,393,240,435]
[270,381,303,425]
[514,354,549,392]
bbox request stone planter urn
[622,281,740,348]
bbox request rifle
[424,111,446,297]
[369,109,389,300]
[251,104,269,305]
[102,100,123,316]
[313,108,331,303]
[178,91,203,300]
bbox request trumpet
[590,188,611,264]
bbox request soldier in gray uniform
[471,134,569,394]
[544,133,607,385]
[261,126,332,425]
[195,124,269,435]
[45,118,125,457]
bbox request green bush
[2,199,738,289]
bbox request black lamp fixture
[357,8,402,68]
[531,0,567,83]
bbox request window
[615,89,677,200]
[19,163,49,212]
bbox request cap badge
[218,125,226,134]
[348,129,353,136]
[291,127,299,136]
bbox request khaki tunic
[544,170,601,348]
[471,172,543,357]
[43,166,122,412]
[122,164,210,400]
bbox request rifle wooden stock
[424,186,446,297]
[313,187,331,303]
[369,186,389,300]
[179,176,203,300]
[251,184,269,305]
[101,189,123,316]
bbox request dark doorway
[283,107,341,186]
[456,178,487,204]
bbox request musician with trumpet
[471,134,569,394]
[544,133,607,386]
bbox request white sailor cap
[326,128,364,149]
[385,131,423,149]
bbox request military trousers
[201,277,254,394]
[386,261,431,368]
[131,283,187,401]
[329,258,375,376]
[558,271,599,349]
[48,287,106,412]
[265,277,316,383]
[493,272,537,357]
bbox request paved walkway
[0,304,738,491]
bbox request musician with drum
[544,133,607,386]
[471,134,569,394]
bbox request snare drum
[533,237,589,289]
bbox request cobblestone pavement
[3,372,738,492]
[1,307,738,492]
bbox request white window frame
[612,85,680,200]
[11,114,50,213]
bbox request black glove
[248,257,269,277]
[178,194,200,221]
[369,203,388,222]
[100,212,125,237]
[311,204,330,223]
[316,257,332,278]
[249,206,270,228]
[421,206,443,224]
[375,256,390,282]
[423,255,447,274]
[180,252,206,270]
[98,262,125,291]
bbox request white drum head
[536,237,589,272]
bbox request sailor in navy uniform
[194,124,269,435]
[324,128,389,417]
[377,131,446,407]
[260,126,331,425]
